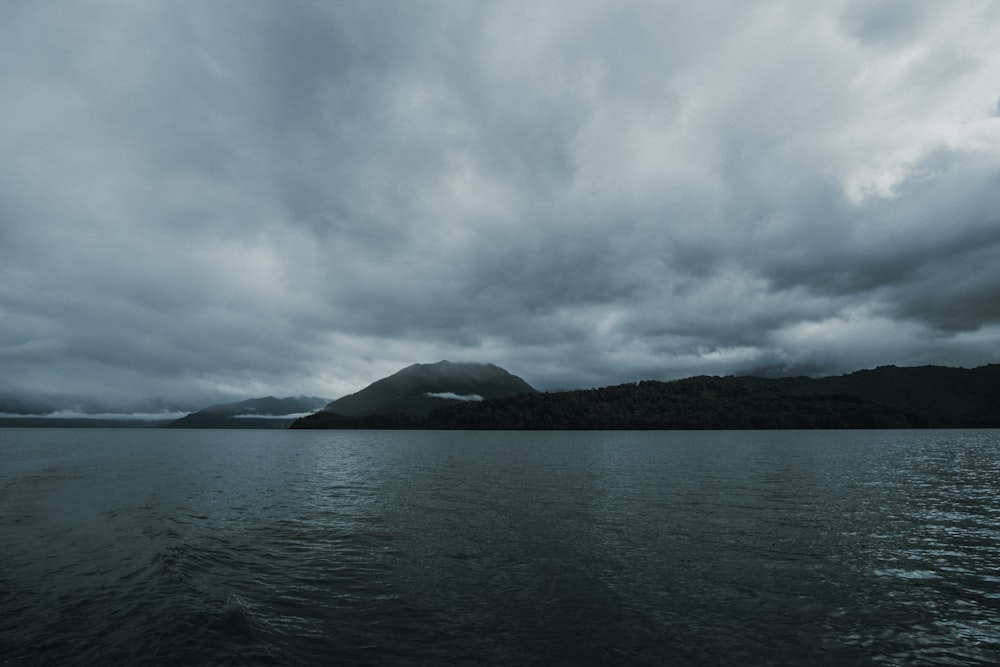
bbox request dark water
[2,429,999,666]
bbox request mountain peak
[321,361,536,417]
[167,395,328,428]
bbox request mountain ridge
[2,362,997,429]
[303,360,537,422]
[168,395,328,429]
[292,363,1000,430]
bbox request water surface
[2,428,998,665]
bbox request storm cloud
[2,1,999,408]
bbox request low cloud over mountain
[317,361,536,418]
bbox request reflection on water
[1,428,999,665]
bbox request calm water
[1,428,999,666]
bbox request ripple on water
[2,428,1000,665]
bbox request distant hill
[745,364,1000,427]
[293,364,1000,430]
[0,416,176,428]
[168,396,329,429]
[5,363,997,430]
[0,394,182,427]
[291,361,537,427]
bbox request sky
[2,1,1000,411]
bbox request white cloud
[425,392,483,402]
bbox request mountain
[291,361,537,427]
[0,393,195,427]
[294,364,1000,430]
[5,363,996,430]
[0,416,178,428]
[168,396,329,429]
[758,364,1000,426]
[424,376,921,429]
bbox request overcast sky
[2,1,1000,409]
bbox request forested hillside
[292,364,1000,429]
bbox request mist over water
[2,428,999,665]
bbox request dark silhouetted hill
[168,396,328,429]
[291,361,537,427]
[744,364,1000,427]
[424,376,927,429]
[292,364,999,430]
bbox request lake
[2,428,999,665]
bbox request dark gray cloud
[2,1,999,408]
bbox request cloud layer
[2,1,999,406]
